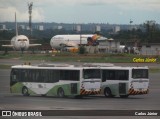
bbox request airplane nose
[20,41,26,48]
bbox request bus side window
[67,70,79,81]
[41,70,47,82]
[11,69,18,81]
[108,70,115,80]
[45,69,53,83]
[84,74,88,79]
[117,70,128,80]
[13,74,17,81]
[102,70,106,82]
[102,70,115,81]
[35,70,40,82]
[21,69,27,82]
[52,70,60,83]
[71,70,80,81]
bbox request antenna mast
[28,2,33,38]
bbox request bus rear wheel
[104,88,112,98]
[57,88,65,98]
[22,86,30,96]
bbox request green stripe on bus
[46,83,80,96]
[10,82,36,95]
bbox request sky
[0,0,160,24]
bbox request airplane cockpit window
[18,39,27,41]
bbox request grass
[0,52,160,63]
[1,52,160,74]
[0,64,11,69]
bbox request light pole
[130,19,133,31]
[28,2,33,38]
[78,24,82,46]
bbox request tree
[78,46,86,54]
[143,20,157,43]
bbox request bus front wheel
[22,86,30,96]
[104,88,112,98]
[57,88,65,98]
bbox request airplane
[50,34,107,52]
[1,13,41,53]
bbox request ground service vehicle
[10,64,101,98]
[101,66,149,98]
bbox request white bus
[10,64,101,98]
[101,66,149,98]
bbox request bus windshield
[132,69,148,79]
[83,69,100,79]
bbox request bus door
[81,69,101,95]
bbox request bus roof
[100,66,148,70]
[11,64,100,70]
[82,63,114,67]
[11,63,148,70]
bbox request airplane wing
[29,44,41,47]
[1,40,13,48]
[2,45,14,48]
[60,42,78,48]
[0,40,11,42]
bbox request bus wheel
[120,95,129,98]
[57,88,65,98]
[104,88,112,98]
[22,86,30,96]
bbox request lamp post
[77,24,82,46]
[28,2,33,38]
[130,19,133,31]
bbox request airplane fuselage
[50,34,93,49]
[11,35,29,50]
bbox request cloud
[0,7,17,22]
[0,0,45,22]
[37,0,160,14]
[44,0,160,5]
[115,0,160,12]
[0,0,160,23]
[77,0,160,11]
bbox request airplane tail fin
[15,12,18,36]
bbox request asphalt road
[1,58,160,67]
[0,59,159,119]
